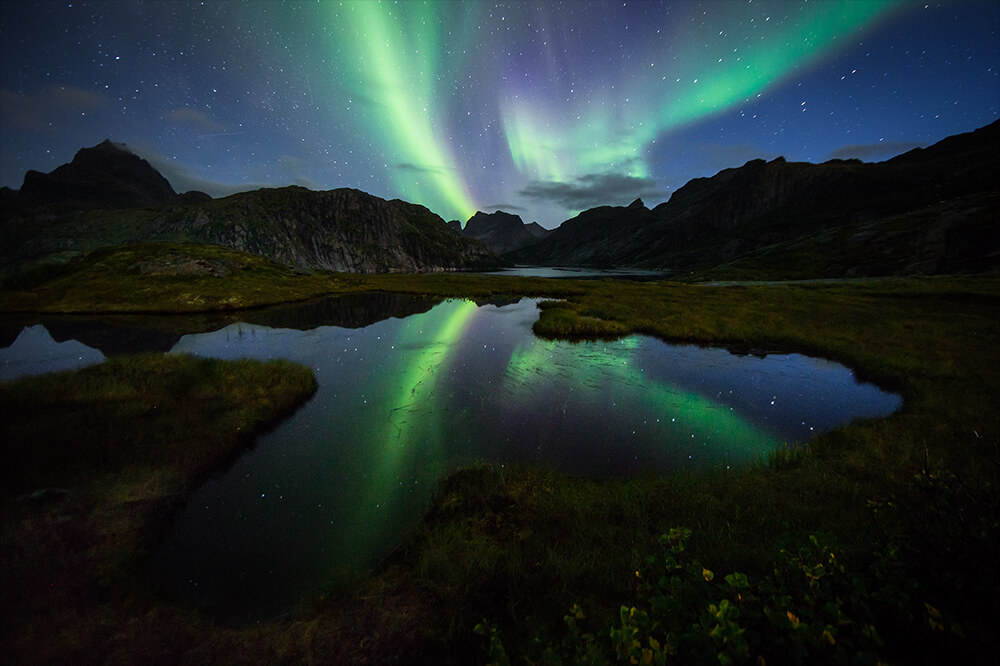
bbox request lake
[478,266,668,280]
[0,294,901,620]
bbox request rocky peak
[465,210,526,234]
[458,210,548,255]
[18,139,177,211]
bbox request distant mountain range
[0,142,500,274]
[512,119,1000,278]
[448,210,550,255]
[2,120,997,278]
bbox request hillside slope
[512,119,1000,277]
[1,142,499,274]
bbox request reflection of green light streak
[504,334,780,463]
[387,299,479,438]
[348,300,479,544]
[329,3,477,221]
[503,1,897,186]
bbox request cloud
[484,202,526,212]
[520,173,667,210]
[0,86,109,129]
[134,145,324,197]
[277,155,322,190]
[135,146,265,197]
[164,108,225,134]
[396,162,449,174]
[827,141,924,162]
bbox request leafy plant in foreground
[477,527,946,665]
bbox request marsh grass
[0,249,998,663]
[0,242,582,313]
[355,275,999,663]
[0,354,317,664]
[0,242,348,312]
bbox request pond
[0,294,901,620]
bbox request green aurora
[324,0,898,222]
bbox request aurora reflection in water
[139,297,899,618]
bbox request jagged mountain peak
[459,209,549,255]
[16,139,177,211]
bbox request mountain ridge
[3,120,997,279]
[511,119,1000,277]
[0,142,501,274]
[455,210,551,255]
[1,139,204,212]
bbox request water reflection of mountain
[0,293,442,356]
[241,292,442,330]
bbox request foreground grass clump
[477,527,915,666]
[0,242,348,312]
[0,241,582,313]
[0,354,317,664]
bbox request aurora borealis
[2,1,998,227]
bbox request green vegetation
[0,242,348,312]
[476,527,917,665]
[0,354,317,664]
[0,245,997,663]
[0,242,580,312]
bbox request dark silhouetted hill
[457,210,551,255]
[512,120,1000,278]
[1,184,501,274]
[10,140,178,212]
[0,142,501,273]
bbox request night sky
[1,1,998,228]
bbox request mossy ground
[1,243,998,664]
[0,354,318,665]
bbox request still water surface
[0,295,901,619]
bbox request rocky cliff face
[458,210,550,255]
[1,142,501,274]
[155,187,498,273]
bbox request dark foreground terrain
[1,251,997,664]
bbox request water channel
[0,294,901,620]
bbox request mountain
[509,198,655,267]
[1,143,501,274]
[2,140,186,213]
[512,120,1000,277]
[155,186,499,273]
[1,185,500,274]
[454,210,551,255]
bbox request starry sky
[1,1,998,228]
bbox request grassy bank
[1,246,998,663]
[321,275,998,664]
[0,354,317,664]
[0,242,581,313]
